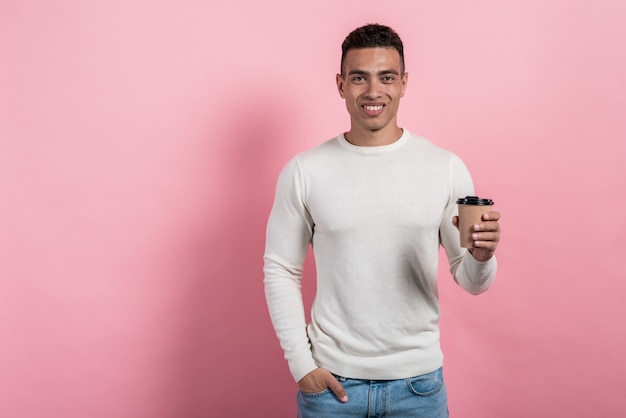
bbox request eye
[381,75,396,83]
[352,75,366,83]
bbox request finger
[473,221,500,233]
[482,211,501,221]
[452,215,459,228]
[326,376,348,403]
[473,238,499,251]
[473,244,498,256]
[472,231,500,242]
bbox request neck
[344,125,403,147]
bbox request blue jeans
[297,367,449,418]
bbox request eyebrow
[348,69,401,76]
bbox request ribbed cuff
[289,351,319,382]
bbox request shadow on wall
[171,90,302,417]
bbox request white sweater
[264,129,496,382]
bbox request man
[264,24,500,417]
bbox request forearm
[264,255,318,381]
[452,252,497,295]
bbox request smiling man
[264,24,501,417]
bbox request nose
[364,79,382,99]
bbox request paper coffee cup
[456,196,494,248]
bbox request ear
[400,72,409,97]
[336,73,345,98]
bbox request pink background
[2,1,625,417]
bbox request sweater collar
[337,129,410,155]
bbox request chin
[365,121,390,132]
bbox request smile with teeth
[363,105,384,111]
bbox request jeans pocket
[299,388,331,398]
[405,368,444,397]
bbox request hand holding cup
[454,196,501,261]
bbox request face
[336,47,408,139]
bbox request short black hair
[340,24,405,76]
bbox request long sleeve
[263,158,318,382]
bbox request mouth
[362,104,385,116]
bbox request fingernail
[341,395,349,402]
